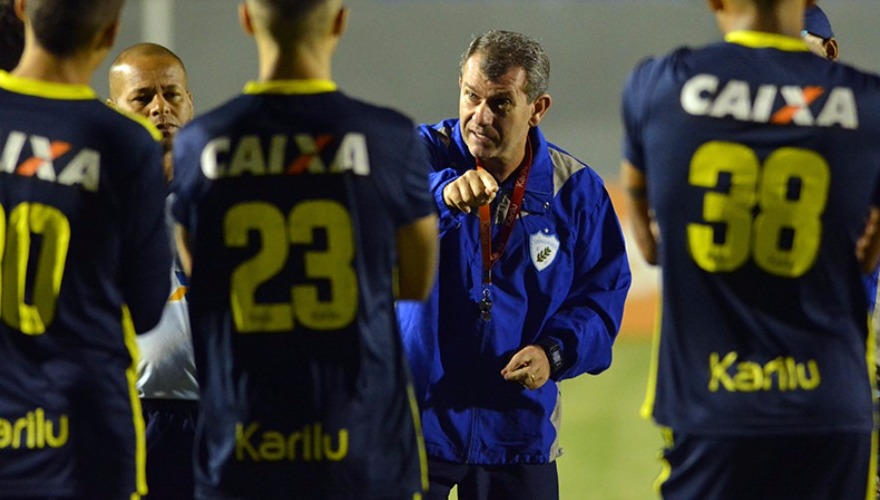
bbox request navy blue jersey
[0,71,170,497]
[622,32,880,435]
[172,80,433,499]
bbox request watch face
[548,345,563,370]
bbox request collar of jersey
[243,79,337,95]
[0,70,97,99]
[725,30,810,52]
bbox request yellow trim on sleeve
[640,298,663,420]
[0,70,97,99]
[243,79,338,95]
[725,31,811,52]
[105,105,163,142]
[121,305,149,498]
[406,384,429,494]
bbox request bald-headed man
[110,42,193,182]
[171,0,437,497]
[621,0,880,497]
[109,42,198,500]
[0,0,170,498]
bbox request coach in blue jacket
[397,30,631,500]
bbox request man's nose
[472,102,493,126]
[149,94,169,117]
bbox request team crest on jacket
[529,232,559,271]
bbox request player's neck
[721,4,804,39]
[12,46,96,86]
[256,38,333,82]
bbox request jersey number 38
[687,141,830,278]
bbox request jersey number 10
[0,202,69,335]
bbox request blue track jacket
[397,119,631,464]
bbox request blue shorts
[656,429,874,500]
[425,459,558,500]
[142,398,198,500]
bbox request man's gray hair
[459,30,550,103]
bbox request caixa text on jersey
[199,133,371,179]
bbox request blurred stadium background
[95,1,880,498]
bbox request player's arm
[395,213,438,300]
[621,159,658,265]
[857,206,880,273]
[175,223,193,277]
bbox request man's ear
[528,94,552,127]
[332,7,349,37]
[13,0,24,21]
[96,21,119,52]
[239,2,255,36]
[823,38,839,61]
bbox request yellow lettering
[762,357,788,391]
[0,419,8,447]
[798,360,821,390]
[259,431,285,461]
[235,421,350,463]
[44,414,67,448]
[708,352,737,392]
[235,422,260,461]
[707,351,822,393]
[0,409,67,449]
[12,414,26,448]
[732,361,762,392]
[287,430,303,461]
[324,429,348,462]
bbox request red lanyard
[477,138,533,286]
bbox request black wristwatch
[536,338,564,375]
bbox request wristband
[536,338,564,375]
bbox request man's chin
[466,142,495,162]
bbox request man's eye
[491,99,512,112]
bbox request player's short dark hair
[0,0,24,70]
[25,0,124,57]
[460,30,550,103]
[247,0,336,43]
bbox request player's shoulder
[105,105,162,143]
[175,95,253,147]
[336,92,419,136]
[627,45,703,85]
[830,60,880,92]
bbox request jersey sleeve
[621,57,656,172]
[170,124,203,231]
[119,138,172,333]
[389,126,436,227]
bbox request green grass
[557,336,661,499]
[449,336,662,500]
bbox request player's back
[623,32,880,435]
[172,82,432,498]
[0,72,170,496]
